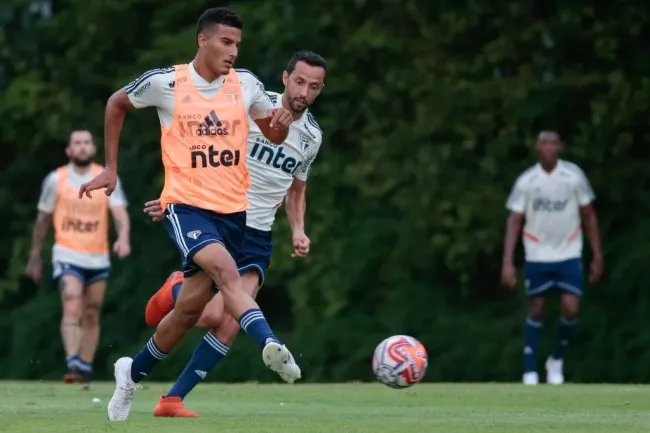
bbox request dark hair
[68,129,93,145]
[196,7,243,40]
[286,51,327,75]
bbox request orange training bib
[53,163,110,254]
[159,65,250,213]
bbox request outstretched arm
[79,68,169,198]
[254,115,291,144]
[244,72,293,144]
[107,68,169,169]
[104,89,136,171]
[78,90,135,198]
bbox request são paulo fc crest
[298,132,310,150]
[187,230,201,240]
[224,88,240,106]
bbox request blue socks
[130,336,167,383]
[524,317,543,373]
[171,282,182,302]
[130,307,274,385]
[66,354,92,375]
[551,317,577,360]
[524,316,578,372]
[238,308,278,349]
[76,358,92,375]
[166,333,229,399]
[66,354,79,370]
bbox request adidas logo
[195,370,207,379]
[200,110,222,128]
[193,110,232,137]
[181,95,192,103]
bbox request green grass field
[1,381,649,432]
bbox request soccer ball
[372,335,428,388]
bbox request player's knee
[528,303,546,321]
[560,294,580,317]
[217,278,242,296]
[561,304,579,318]
[63,301,82,321]
[212,316,241,345]
[202,262,240,293]
[172,305,204,329]
[61,317,80,327]
[83,304,101,327]
[197,310,222,329]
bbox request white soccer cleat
[262,341,301,384]
[545,357,564,385]
[107,357,137,421]
[522,371,539,385]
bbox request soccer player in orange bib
[79,7,300,421]
[142,52,326,417]
[27,130,131,387]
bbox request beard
[71,156,93,167]
[288,98,309,113]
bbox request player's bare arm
[245,68,294,144]
[110,205,131,259]
[79,89,135,199]
[26,211,52,283]
[580,204,603,283]
[254,108,293,144]
[285,178,310,257]
[501,211,524,288]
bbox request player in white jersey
[26,130,130,386]
[501,131,603,385]
[139,51,325,417]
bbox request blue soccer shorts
[52,262,110,286]
[524,258,584,298]
[164,203,246,277]
[235,227,273,288]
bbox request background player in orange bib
[26,130,131,387]
[78,7,301,421]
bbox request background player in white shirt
[140,51,325,417]
[501,131,603,386]
[26,130,130,386]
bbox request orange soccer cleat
[145,271,183,326]
[63,367,91,390]
[153,396,199,418]
[63,370,82,383]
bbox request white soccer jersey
[37,165,128,269]
[125,63,274,126]
[506,159,595,262]
[125,65,320,231]
[245,91,322,231]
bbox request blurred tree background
[1,0,649,383]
